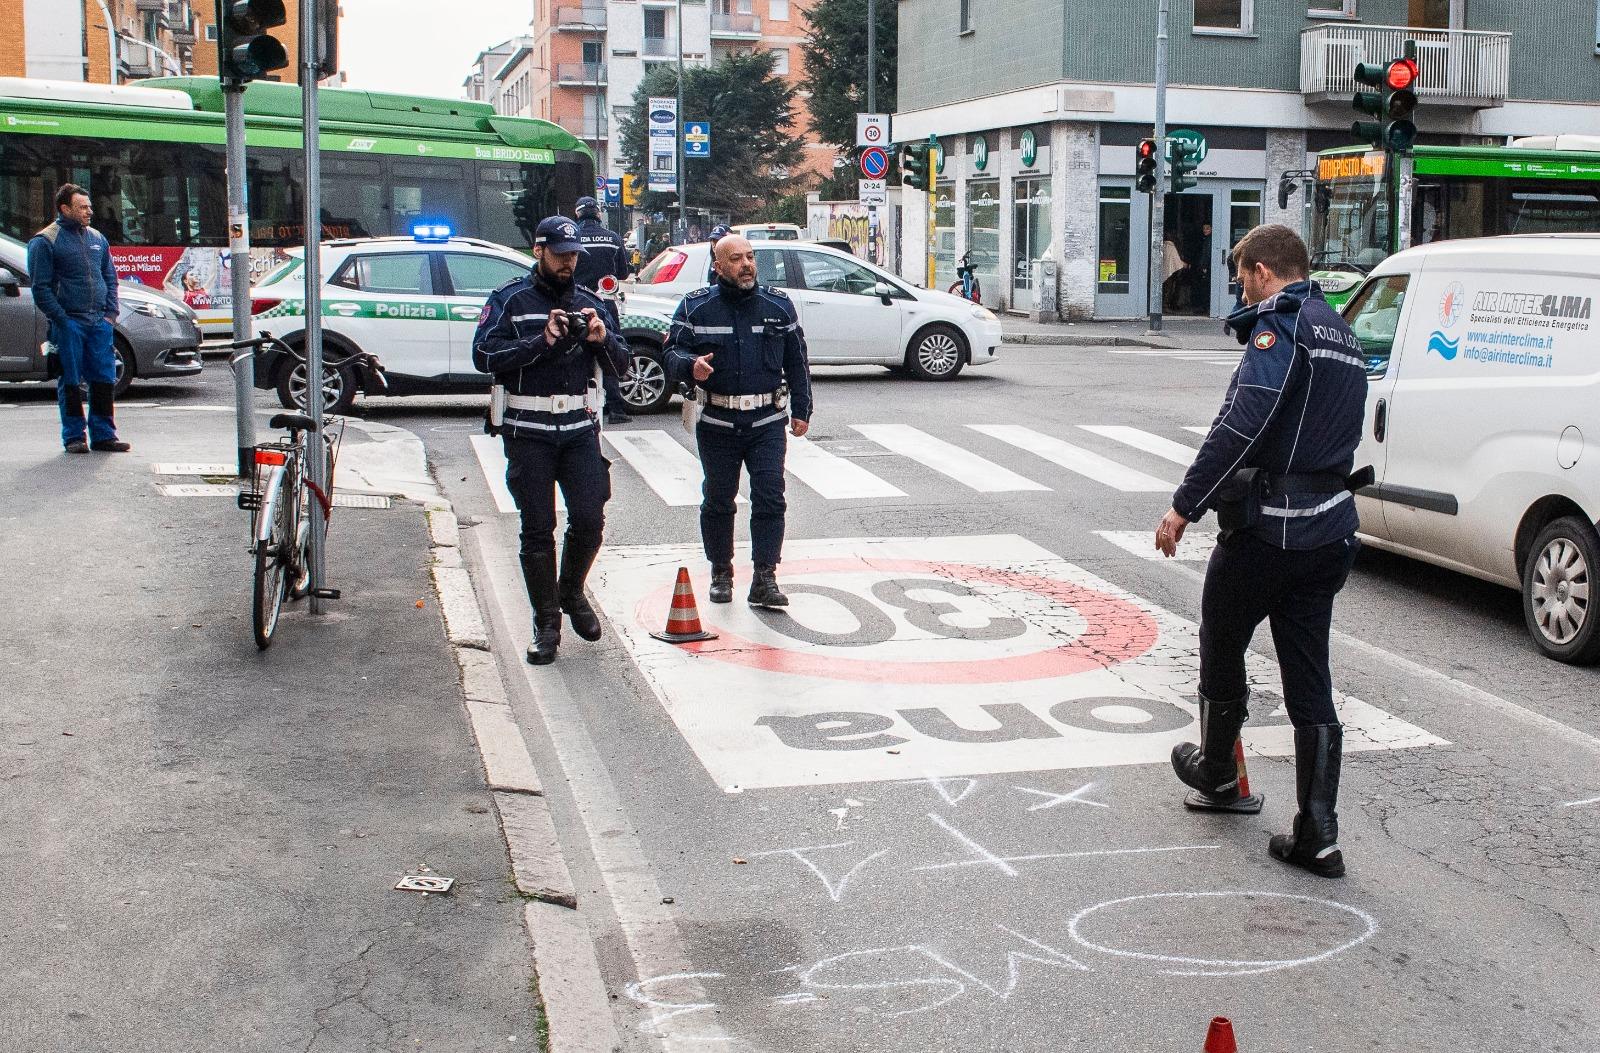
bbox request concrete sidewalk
[0,400,549,1051]
[1002,315,1240,351]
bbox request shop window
[1097,186,1132,294]
[1227,188,1262,306]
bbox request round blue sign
[860,146,889,179]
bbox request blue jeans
[56,318,118,446]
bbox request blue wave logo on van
[1427,331,1460,361]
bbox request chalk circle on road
[634,558,1160,684]
[1067,891,1378,977]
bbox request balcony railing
[710,13,761,36]
[1301,23,1511,109]
[641,37,679,58]
[556,115,609,140]
[554,6,607,29]
[556,62,608,86]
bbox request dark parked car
[0,232,202,395]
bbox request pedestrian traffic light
[1352,54,1419,153]
[310,0,339,81]
[1169,139,1200,194]
[899,141,931,188]
[1136,139,1159,194]
[216,0,288,89]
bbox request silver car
[0,232,202,395]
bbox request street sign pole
[225,86,256,479]
[300,0,328,614]
[926,158,936,291]
[675,0,686,237]
[1148,0,1169,334]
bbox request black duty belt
[1267,467,1376,494]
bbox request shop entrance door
[1160,192,1214,317]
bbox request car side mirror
[873,281,894,306]
[0,272,19,297]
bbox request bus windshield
[1311,153,1391,273]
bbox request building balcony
[640,37,679,59]
[554,6,607,30]
[555,115,609,140]
[1301,23,1511,109]
[710,13,761,38]
[134,0,166,10]
[556,62,608,86]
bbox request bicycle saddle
[269,412,319,433]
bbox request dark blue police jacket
[573,218,630,291]
[1173,280,1367,550]
[663,280,813,422]
[472,268,628,434]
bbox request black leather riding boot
[708,563,734,604]
[1270,724,1345,878]
[747,564,788,608]
[558,541,604,642]
[521,553,562,665]
[1171,691,1250,805]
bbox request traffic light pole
[926,162,936,291]
[299,0,329,615]
[225,87,256,478]
[1147,0,1169,334]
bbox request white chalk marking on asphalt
[898,774,979,806]
[1067,891,1377,977]
[1013,782,1109,811]
[970,425,1173,492]
[925,813,1019,877]
[1560,795,1600,808]
[1078,425,1198,467]
[1097,529,1218,563]
[1182,426,1211,437]
[851,424,1050,493]
[746,842,893,903]
[915,844,1218,873]
[467,434,517,515]
[785,435,906,499]
[150,462,237,476]
[604,428,744,506]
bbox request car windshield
[1311,156,1391,273]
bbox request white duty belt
[505,391,600,414]
[701,390,777,411]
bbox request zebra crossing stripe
[786,436,906,499]
[469,435,518,515]
[850,424,1051,493]
[1078,425,1198,468]
[970,425,1173,493]
[1096,529,1217,563]
[1182,426,1211,437]
[604,429,745,507]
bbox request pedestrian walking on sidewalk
[473,216,629,666]
[1155,224,1368,878]
[27,184,129,454]
[571,196,635,425]
[664,234,812,609]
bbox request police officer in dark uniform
[474,216,629,666]
[664,234,812,608]
[703,224,730,283]
[1157,223,1369,878]
[572,196,634,425]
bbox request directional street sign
[855,113,889,148]
[859,146,889,180]
[683,121,711,158]
[858,179,886,207]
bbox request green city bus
[1308,139,1600,307]
[0,76,593,330]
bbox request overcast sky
[338,0,532,99]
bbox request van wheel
[1522,516,1600,664]
[905,324,966,381]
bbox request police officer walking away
[1157,224,1368,878]
[27,184,130,454]
[572,196,634,425]
[474,216,628,665]
[665,234,812,608]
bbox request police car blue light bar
[412,224,452,242]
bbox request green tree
[616,53,805,221]
[799,0,897,154]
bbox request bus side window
[1343,274,1410,380]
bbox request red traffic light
[1386,59,1418,91]
[1138,139,1157,160]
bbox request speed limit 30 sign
[592,534,1441,790]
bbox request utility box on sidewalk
[1030,253,1059,322]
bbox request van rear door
[1342,271,1416,541]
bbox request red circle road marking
[633,558,1160,684]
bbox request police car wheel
[112,338,134,398]
[278,357,357,415]
[1522,516,1600,665]
[905,325,966,381]
[621,346,672,413]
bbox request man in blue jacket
[664,234,812,608]
[1156,224,1368,878]
[27,184,129,454]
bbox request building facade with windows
[895,0,1600,319]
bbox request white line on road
[1560,795,1600,808]
[605,429,744,507]
[468,435,518,515]
[1183,426,1212,437]
[1078,425,1198,467]
[914,844,1220,872]
[970,424,1174,492]
[852,424,1050,493]
[785,435,906,499]
[1097,529,1218,563]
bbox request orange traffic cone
[1203,1016,1238,1053]
[649,567,719,643]
[1183,736,1265,814]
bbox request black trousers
[1198,531,1360,727]
[696,414,787,566]
[502,425,612,559]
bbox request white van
[1343,234,1600,663]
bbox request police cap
[534,216,587,254]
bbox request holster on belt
[1213,468,1265,534]
[486,383,507,436]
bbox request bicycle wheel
[252,471,292,649]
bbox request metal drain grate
[333,493,392,510]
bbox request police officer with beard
[1158,224,1369,878]
[572,196,634,424]
[665,235,812,608]
[474,216,628,665]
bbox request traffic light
[899,141,931,188]
[1136,138,1159,194]
[310,0,339,81]
[1352,54,1419,153]
[216,0,288,88]
[1169,139,1200,193]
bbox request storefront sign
[973,135,989,171]
[1020,130,1038,168]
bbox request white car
[247,231,670,414]
[627,239,1004,381]
[729,222,804,242]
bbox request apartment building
[464,36,538,117]
[895,0,1600,319]
[1,0,301,85]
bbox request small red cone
[649,567,719,644]
[1233,738,1253,799]
[1203,1016,1238,1053]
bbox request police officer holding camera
[474,216,628,666]
[1157,224,1368,878]
[665,234,812,608]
